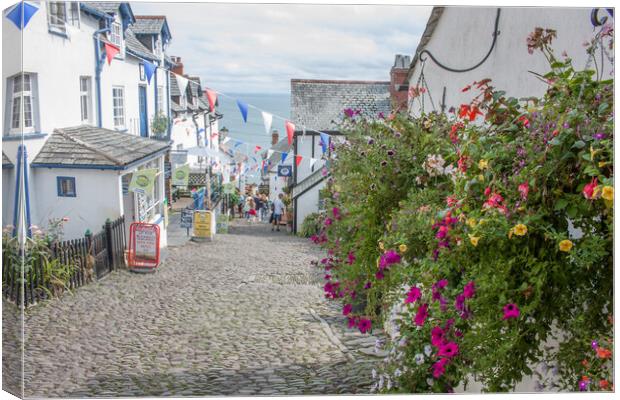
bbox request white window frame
[47,2,67,32]
[109,21,122,48]
[10,74,34,135]
[79,76,92,123]
[157,86,164,114]
[67,2,80,27]
[112,86,125,129]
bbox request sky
[132,1,432,94]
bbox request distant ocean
[218,93,290,152]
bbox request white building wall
[295,133,327,182]
[408,7,612,117]
[29,168,122,240]
[2,168,15,227]
[295,180,325,229]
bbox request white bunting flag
[310,158,318,168]
[267,149,274,159]
[176,74,189,98]
[222,137,231,145]
[262,112,273,135]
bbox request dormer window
[109,22,122,47]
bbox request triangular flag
[262,112,273,135]
[237,100,249,123]
[295,155,303,167]
[222,137,231,145]
[6,2,38,30]
[310,158,318,168]
[285,121,295,146]
[143,61,156,84]
[319,132,330,154]
[104,42,120,65]
[254,145,262,153]
[281,152,288,164]
[176,75,189,97]
[205,89,217,112]
[234,140,243,148]
[267,149,274,159]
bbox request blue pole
[23,146,32,238]
[11,145,22,237]
[166,70,171,137]
[93,27,111,128]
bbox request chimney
[271,130,279,146]
[390,54,411,112]
[171,56,184,76]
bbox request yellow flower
[478,159,489,170]
[602,186,613,201]
[466,218,477,228]
[513,224,528,236]
[559,239,573,252]
[478,174,485,182]
[379,242,385,250]
[598,161,608,168]
[468,234,480,247]
[399,244,408,253]
[508,228,514,239]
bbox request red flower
[414,303,429,326]
[468,105,483,121]
[461,84,471,92]
[518,182,529,200]
[484,187,491,197]
[458,104,470,119]
[358,318,372,333]
[582,178,599,199]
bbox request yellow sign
[193,210,212,239]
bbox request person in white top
[272,193,286,232]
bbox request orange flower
[581,359,589,368]
[599,379,609,390]
[596,347,612,359]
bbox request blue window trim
[57,176,77,197]
[2,132,48,141]
[48,27,69,38]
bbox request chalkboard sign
[180,208,193,228]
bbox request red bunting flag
[205,89,217,112]
[211,132,219,138]
[104,42,120,65]
[295,154,303,167]
[254,145,262,153]
[285,120,295,146]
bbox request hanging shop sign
[278,165,292,177]
[193,210,213,240]
[129,168,158,195]
[128,222,160,271]
[172,164,190,186]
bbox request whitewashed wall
[2,168,15,227]
[295,180,325,229]
[408,7,612,117]
[29,168,122,239]
[295,133,327,182]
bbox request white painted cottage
[289,79,392,234]
[2,2,175,245]
[260,130,293,202]
[406,7,614,116]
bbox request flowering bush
[310,29,613,393]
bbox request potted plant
[150,112,170,140]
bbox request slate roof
[290,79,391,131]
[32,125,170,169]
[89,2,121,14]
[170,74,181,96]
[132,16,165,35]
[2,151,13,168]
[171,99,185,113]
[125,28,159,61]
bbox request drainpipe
[94,26,111,128]
[166,70,171,137]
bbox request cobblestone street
[7,220,383,397]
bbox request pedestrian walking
[272,193,285,232]
[254,194,264,222]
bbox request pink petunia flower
[438,342,459,358]
[343,304,353,316]
[518,182,529,200]
[324,217,333,227]
[358,318,372,333]
[364,281,372,289]
[404,286,422,304]
[414,303,429,326]
[432,358,449,378]
[347,251,356,265]
[463,281,476,299]
[332,207,341,220]
[431,326,445,347]
[502,303,520,320]
[379,250,401,269]
[347,316,357,329]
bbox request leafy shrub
[298,212,324,237]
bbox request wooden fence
[2,215,127,307]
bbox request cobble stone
[4,220,380,396]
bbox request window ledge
[48,26,69,38]
[3,132,48,141]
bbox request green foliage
[311,30,613,393]
[151,112,170,137]
[298,212,324,238]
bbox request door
[138,85,148,137]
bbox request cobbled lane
[7,221,383,397]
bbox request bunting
[285,121,295,146]
[237,99,249,123]
[281,152,288,164]
[104,42,120,65]
[267,149,274,159]
[295,155,303,167]
[6,2,38,30]
[176,75,189,97]
[319,132,330,154]
[254,145,262,153]
[205,89,217,112]
[143,61,156,84]
[222,137,231,145]
[262,112,273,135]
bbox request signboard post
[128,222,160,272]
[192,210,212,241]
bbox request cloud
[132,2,432,93]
